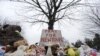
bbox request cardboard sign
[40,29,64,46]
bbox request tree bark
[48,20,55,30]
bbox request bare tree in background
[81,7,100,41]
[88,7,100,28]
[84,7,100,35]
[9,0,82,30]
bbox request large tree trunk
[48,20,55,30]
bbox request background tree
[84,34,100,51]
[93,33,100,51]
[11,0,82,30]
[88,7,100,28]
[85,38,93,48]
[74,40,83,48]
[82,7,100,43]
[83,7,100,34]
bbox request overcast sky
[0,0,100,45]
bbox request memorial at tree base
[39,29,65,56]
[39,29,64,47]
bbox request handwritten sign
[40,29,64,46]
[40,37,63,42]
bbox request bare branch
[57,0,81,12]
[26,19,48,24]
[55,9,67,21]
[91,8,100,21]
[35,0,49,18]
[53,0,57,8]
[45,0,50,11]
[10,0,82,30]
[57,0,63,9]
[87,7,100,28]
[32,14,45,17]
[23,0,34,5]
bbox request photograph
[0,0,100,56]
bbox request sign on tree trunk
[39,29,64,46]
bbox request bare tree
[10,0,82,30]
[88,7,100,27]
[84,7,100,35]
[82,7,100,38]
